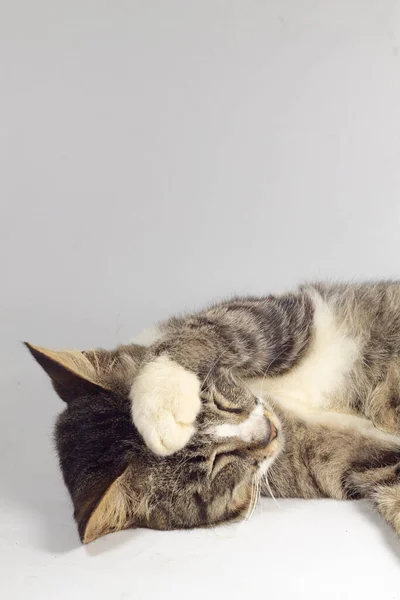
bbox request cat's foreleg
[131,294,313,455]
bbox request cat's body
[136,281,400,437]
[27,281,400,542]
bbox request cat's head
[26,342,283,544]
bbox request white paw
[130,355,201,456]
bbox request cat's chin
[258,454,279,478]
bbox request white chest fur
[246,294,360,410]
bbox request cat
[26,280,400,543]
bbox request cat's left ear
[26,341,146,402]
[25,342,108,403]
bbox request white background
[2,1,400,598]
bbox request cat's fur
[26,281,400,543]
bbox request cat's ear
[26,341,146,402]
[25,342,108,402]
[77,467,137,544]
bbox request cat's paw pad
[130,356,201,456]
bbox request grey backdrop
[2,2,400,599]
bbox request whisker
[207,352,248,390]
[201,348,228,389]
[243,478,255,522]
[201,337,243,390]
[243,474,261,523]
[263,471,280,508]
[257,343,292,400]
[248,475,261,521]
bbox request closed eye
[213,399,243,415]
[210,450,242,478]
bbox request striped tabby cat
[27,281,400,543]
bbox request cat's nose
[249,417,278,450]
[210,405,279,449]
[267,419,278,443]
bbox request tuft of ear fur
[81,468,135,544]
[25,342,108,402]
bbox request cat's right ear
[78,467,136,544]
[25,342,108,403]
